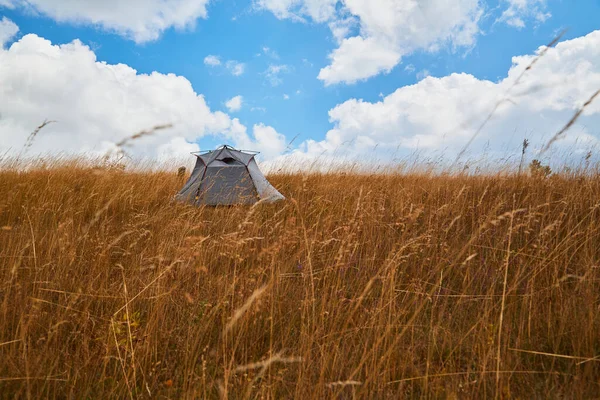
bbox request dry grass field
[1,161,600,399]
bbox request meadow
[1,160,599,399]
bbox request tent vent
[221,157,237,165]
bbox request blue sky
[1,0,599,166]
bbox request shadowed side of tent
[196,160,258,206]
[175,157,206,202]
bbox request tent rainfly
[175,145,285,206]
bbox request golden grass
[1,162,600,399]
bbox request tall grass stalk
[0,160,599,398]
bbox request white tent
[175,145,285,206]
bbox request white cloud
[254,0,300,21]
[317,36,401,86]
[283,94,290,100]
[328,15,357,44]
[205,56,246,76]
[259,0,552,86]
[219,118,253,149]
[252,123,287,159]
[226,60,245,76]
[416,69,431,80]
[299,0,338,22]
[262,46,279,59]
[218,121,286,160]
[258,0,483,86]
[321,0,483,85]
[0,17,18,47]
[289,30,600,165]
[498,0,551,28]
[1,0,211,43]
[0,31,287,161]
[204,54,221,66]
[157,137,200,162]
[264,64,290,86]
[225,95,243,112]
[255,0,337,22]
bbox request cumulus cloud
[322,0,483,85]
[264,64,290,86]
[255,0,301,21]
[218,121,287,160]
[204,54,221,66]
[416,69,431,80]
[204,56,246,76]
[0,17,18,47]
[259,0,553,86]
[0,0,211,43]
[288,30,600,165]
[328,15,357,44]
[0,31,287,160]
[226,60,245,76]
[252,123,287,159]
[262,46,279,59]
[317,36,401,86]
[498,0,551,28]
[257,0,484,86]
[225,95,243,112]
[157,137,200,162]
[255,0,337,22]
